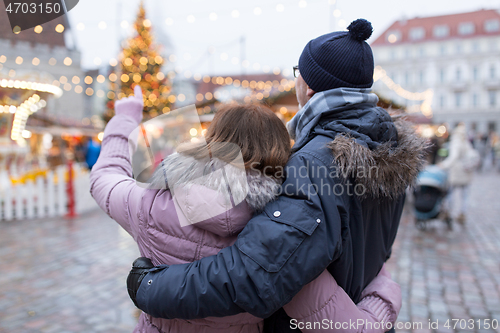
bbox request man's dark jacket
[133,104,427,327]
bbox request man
[127,19,427,331]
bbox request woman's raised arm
[90,86,146,237]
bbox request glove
[115,85,144,124]
[127,257,154,308]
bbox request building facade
[371,9,500,134]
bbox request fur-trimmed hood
[148,153,281,235]
[327,116,429,198]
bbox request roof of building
[372,9,500,46]
[0,1,67,48]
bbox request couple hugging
[90,19,427,333]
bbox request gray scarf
[286,87,379,148]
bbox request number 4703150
[5,2,61,14]
[444,319,498,330]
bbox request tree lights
[104,1,172,122]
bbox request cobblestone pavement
[386,172,500,333]
[0,209,141,333]
[0,172,499,332]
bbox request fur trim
[327,117,429,198]
[148,153,281,211]
[245,171,281,212]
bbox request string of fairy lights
[373,66,434,117]
[10,94,47,141]
[71,0,343,30]
[0,78,60,140]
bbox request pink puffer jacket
[90,114,402,333]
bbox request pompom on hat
[298,18,375,92]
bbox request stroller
[413,165,452,230]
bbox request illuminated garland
[373,66,434,117]
[11,94,45,140]
[0,77,61,141]
[0,78,62,97]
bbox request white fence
[0,163,98,221]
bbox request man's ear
[306,87,316,97]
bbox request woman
[439,123,479,225]
[90,86,401,333]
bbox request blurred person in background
[428,136,440,165]
[487,131,498,170]
[439,123,479,225]
[475,133,489,172]
[74,139,86,164]
[85,137,101,170]
[492,133,500,172]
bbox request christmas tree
[104,0,171,122]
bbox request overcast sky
[68,0,500,76]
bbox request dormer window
[458,22,475,35]
[409,27,425,41]
[485,19,500,32]
[433,25,449,38]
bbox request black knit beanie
[298,19,374,92]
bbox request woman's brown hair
[179,103,291,177]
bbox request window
[473,66,479,81]
[472,42,480,52]
[485,19,500,32]
[405,71,410,85]
[472,93,478,107]
[433,25,450,38]
[409,27,425,41]
[455,43,462,54]
[439,94,446,107]
[419,70,425,84]
[419,47,425,56]
[386,30,401,43]
[390,50,397,60]
[456,68,461,81]
[440,68,446,83]
[440,45,446,55]
[489,91,497,107]
[490,41,498,51]
[405,48,412,58]
[490,65,496,79]
[455,92,462,107]
[458,22,475,35]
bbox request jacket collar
[287,87,378,150]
